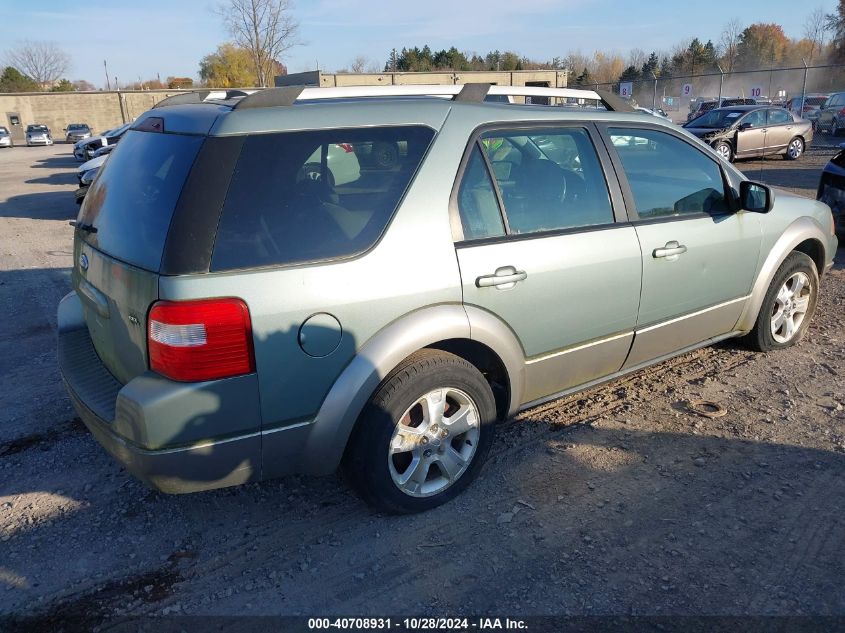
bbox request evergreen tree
[641,52,659,77]
[0,66,40,92]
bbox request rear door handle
[653,241,687,259]
[476,266,528,288]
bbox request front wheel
[344,350,496,514]
[713,141,733,162]
[784,137,804,160]
[743,252,819,352]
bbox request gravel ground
[1,135,843,626]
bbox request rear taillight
[148,298,255,382]
[337,143,354,153]
[838,107,845,116]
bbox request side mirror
[740,181,774,213]
[738,122,753,130]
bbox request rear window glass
[77,130,204,271]
[211,126,435,271]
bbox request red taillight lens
[337,143,354,153]
[838,107,845,116]
[148,298,255,382]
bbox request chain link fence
[584,63,845,121]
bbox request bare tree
[804,7,830,63]
[627,48,647,71]
[350,55,369,74]
[217,0,300,87]
[719,18,742,72]
[5,40,71,87]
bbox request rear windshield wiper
[69,221,98,233]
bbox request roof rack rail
[152,89,250,109]
[220,84,633,112]
[232,86,305,110]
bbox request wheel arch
[300,304,525,475]
[735,218,829,332]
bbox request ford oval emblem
[79,253,89,271]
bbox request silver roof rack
[229,83,631,112]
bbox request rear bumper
[58,291,265,493]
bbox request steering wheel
[560,169,586,203]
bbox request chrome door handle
[476,266,528,288]
[653,241,687,259]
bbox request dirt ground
[1,133,843,626]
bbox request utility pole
[104,60,111,91]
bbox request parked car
[74,123,130,161]
[688,97,757,122]
[65,123,93,143]
[74,154,108,204]
[817,142,845,235]
[786,94,829,124]
[58,85,837,513]
[816,91,845,135]
[25,124,53,146]
[683,105,812,162]
[0,126,11,148]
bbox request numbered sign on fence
[619,82,633,98]
[750,86,763,99]
[682,84,693,97]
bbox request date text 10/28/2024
[308,618,528,630]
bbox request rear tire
[343,350,496,514]
[784,137,804,160]
[833,120,842,137]
[743,252,818,352]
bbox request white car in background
[25,124,53,146]
[0,126,12,147]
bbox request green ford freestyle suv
[59,85,838,513]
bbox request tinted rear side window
[210,126,434,271]
[78,130,204,271]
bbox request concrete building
[276,69,568,90]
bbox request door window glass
[742,110,766,127]
[479,128,614,234]
[609,128,730,218]
[767,109,792,125]
[457,145,506,240]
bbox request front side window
[211,126,434,271]
[609,128,730,219]
[476,128,614,235]
[741,110,766,127]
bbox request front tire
[743,252,818,352]
[344,350,496,514]
[713,141,733,162]
[784,137,804,160]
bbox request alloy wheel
[388,388,480,498]
[787,138,804,159]
[771,272,812,344]
[715,144,732,161]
